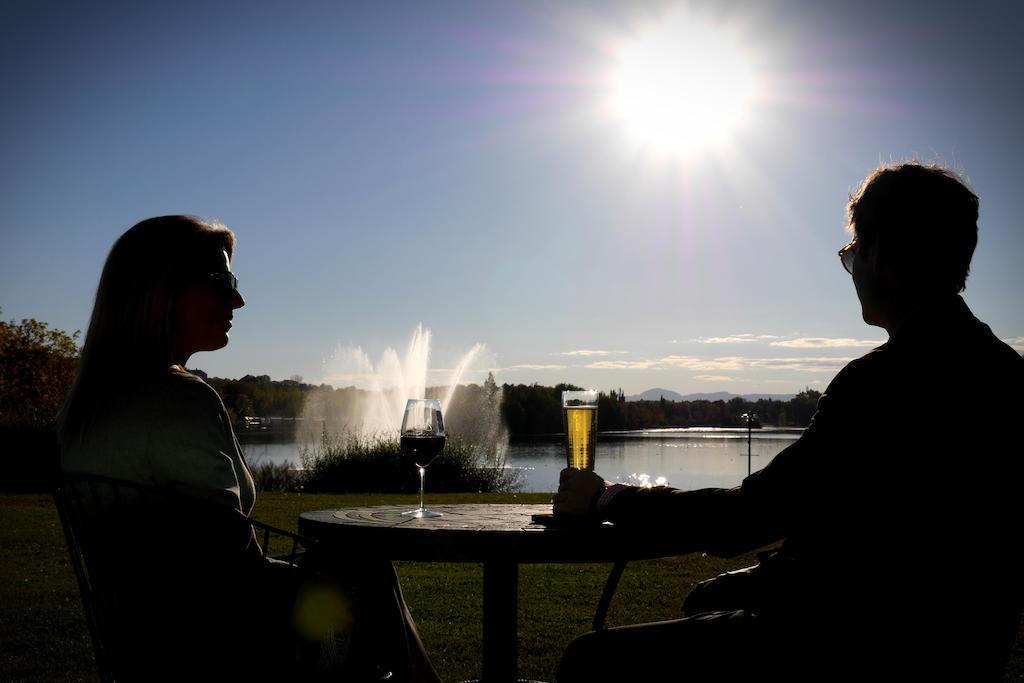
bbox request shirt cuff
[595,483,629,513]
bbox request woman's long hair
[58,216,235,445]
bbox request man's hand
[552,468,611,518]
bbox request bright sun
[608,12,759,157]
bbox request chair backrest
[52,473,264,681]
[52,475,119,682]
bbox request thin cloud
[771,337,882,349]
[589,355,850,373]
[692,334,880,349]
[502,363,567,370]
[758,378,814,386]
[1003,337,1024,351]
[745,357,850,372]
[586,360,659,370]
[694,375,734,382]
[699,336,760,344]
[557,349,628,357]
[660,356,745,371]
[695,334,781,344]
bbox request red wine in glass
[401,435,446,468]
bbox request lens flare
[293,581,354,644]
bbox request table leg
[482,560,518,683]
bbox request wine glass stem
[418,466,426,511]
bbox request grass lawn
[3,491,1022,681]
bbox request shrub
[249,460,302,493]
[299,430,520,494]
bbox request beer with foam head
[562,390,599,471]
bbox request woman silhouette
[60,215,439,681]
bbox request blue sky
[2,0,1022,395]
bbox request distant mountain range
[626,388,796,402]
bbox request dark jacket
[605,296,1023,677]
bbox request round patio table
[298,504,697,683]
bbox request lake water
[241,428,803,493]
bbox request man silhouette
[554,163,1023,681]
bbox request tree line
[201,374,825,436]
[500,383,822,436]
[199,372,310,424]
[2,313,828,452]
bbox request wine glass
[400,398,445,518]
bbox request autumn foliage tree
[0,312,80,429]
[0,311,80,488]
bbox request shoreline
[509,426,805,444]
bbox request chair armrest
[248,518,317,564]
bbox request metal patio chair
[52,472,315,682]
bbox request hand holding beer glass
[550,390,606,518]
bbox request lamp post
[741,412,757,476]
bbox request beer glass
[562,390,598,471]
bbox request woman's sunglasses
[208,271,239,296]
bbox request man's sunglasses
[838,239,858,275]
[208,271,239,296]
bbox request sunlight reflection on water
[506,431,801,492]
[241,429,802,493]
